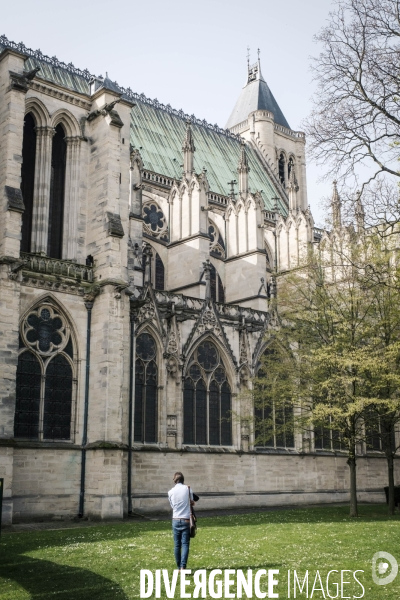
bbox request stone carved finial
[202,259,212,300]
[182,120,195,153]
[182,120,195,177]
[238,140,250,196]
[238,140,250,174]
[287,160,299,212]
[142,243,153,284]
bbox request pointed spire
[182,120,195,177]
[238,140,250,196]
[331,181,342,229]
[226,50,290,130]
[355,191,365,232]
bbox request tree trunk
[386,451,395,516]
[347,453,358,517]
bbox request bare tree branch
[304,0,400,190]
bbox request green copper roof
[0,35,287,213]
[130,101,286,213]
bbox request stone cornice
[20,273,93,296]
[29,79,91,110]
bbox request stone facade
[0,36,396,525]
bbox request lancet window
[254,349,294,449]
[14,303,75,440]
[183,340,232,446]
[142,247,165,290]
[278,153,286,186]
[134,332,158,443]
[21,112,37,253]
[210,263,225,303]
[155,253,165,290]
[48,124,67,258]
[363,410,395,453]
[314,419,343,452]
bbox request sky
[2,0,336,226]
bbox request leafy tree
[253,344,298,450]
[357,236,400,514]
[256,234,400,517]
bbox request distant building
[0,37,388,524]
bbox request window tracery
[14,303,75,441]
[134,332,158,443]
[141,243,165,290]
[142,201,168,241]
[209,220,225,259]
[183,340,232,446]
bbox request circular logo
[372,552,398,586]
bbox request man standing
[168,472,195,570]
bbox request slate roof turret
[226,58,290,130]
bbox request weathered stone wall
[12,448,81,520]
[131,450,399,513]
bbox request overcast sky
[3,0,336,226]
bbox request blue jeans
[172,519,190,568]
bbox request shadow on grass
[0,505,397,598]
[0,526,137,600]
[0,553,128,600]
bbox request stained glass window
[142,202,168,240]
[209,263,225,303]
[183,340,232,446]
[143,203,165,233]
[278,153,286,186]
[209,220,225,259]
[314,419,343,452]
[14,352,41,439]
[155,253,165,291]
[254,349,294,449]
[48,124,66,258]
[134,332,158,443]
[21,112,36,253]
[14,303,75,441]
[142,244,166,291]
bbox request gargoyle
[86,98,122,123]
[23,66,40,80]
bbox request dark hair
[173,471,184,484]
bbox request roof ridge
[0,34,242,141]
[0,34,95,81]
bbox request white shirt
[168,483,194,519]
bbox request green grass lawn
[1,505,399,599]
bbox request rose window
[22,305,68,356]
[143,202,167,238]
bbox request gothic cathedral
[0,37,385,524]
